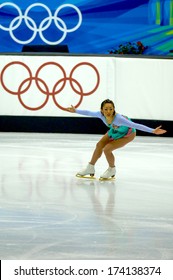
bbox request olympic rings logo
[0,61,100,111]
[0,2,82,44]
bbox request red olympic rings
[0,61,100,111]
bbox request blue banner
[0,0,173,55]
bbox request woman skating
[67,99,167,179]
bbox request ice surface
[0,133,172,260]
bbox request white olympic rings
[0,2,82,44]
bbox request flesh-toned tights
[89,132,136,167]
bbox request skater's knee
[95,141,105,150]
[103,145,112,155]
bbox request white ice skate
[76,163,95,179]
[99,166,116,181]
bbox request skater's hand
[66,105,76,113]
[153,125,167,135]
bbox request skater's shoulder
[114,112,121,119]
[115,113,127,119]
[112,113,129,124]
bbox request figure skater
[67,99,167,180]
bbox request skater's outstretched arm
[114,115,167,135]
[66,105,101,117]
[66,106,167,135]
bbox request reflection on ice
[0,133,173,259]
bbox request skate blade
[76,174,96,179]
[99,176,115,181]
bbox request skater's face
[101,103,115,117]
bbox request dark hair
[100,99,115,115]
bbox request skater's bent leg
[104,151,115,167]
[103,132,136,166]
[90,133,110,165]
[77,134,111,177]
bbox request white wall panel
[0,55,172,120]
[115,57,173,120]
[0,55,115,117]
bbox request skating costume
[75,109,154,139]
